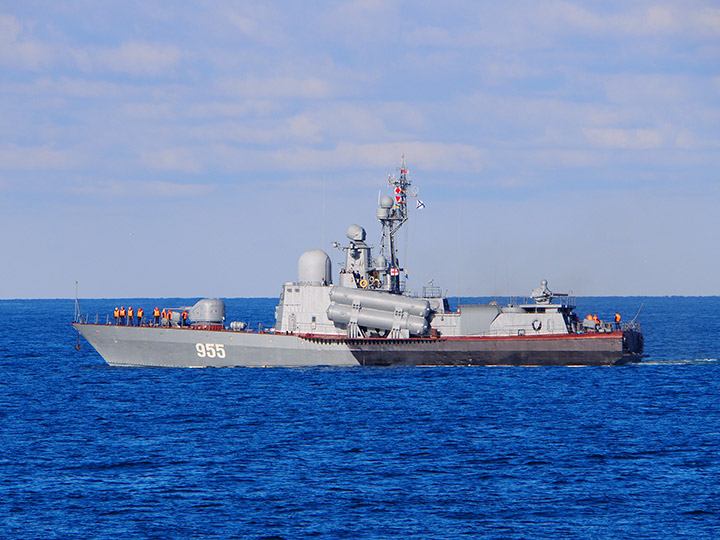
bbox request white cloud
[539,2,720,38]
[322,0,400,46]
[140,147,203,173]
[0,13,22,44]
[268,141,486,173]
[135,141,485,176]
[526,149,599,167]
[91,41,181,76]
[68,178,214,199]
[600,74,695,104]
[222,6,290,47]
[124,102,177,121]
[1,14,182,76]
[29,77,155,100]
[583,128,664,150]
[698,7,720,32]
[214,75,333,99]
[186,101,280,119]
[398,2,720,52]
[0,13,54,69]
[0,144,80,170]
[493,176,531,189]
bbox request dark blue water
[1,297,719,539]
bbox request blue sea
[1,296,719,539]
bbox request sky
[1,1,719,299]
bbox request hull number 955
[196,343,226,358]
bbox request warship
[73,158,644,367]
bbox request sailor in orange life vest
[615,312,621,323]
[585,314,599,329]
[119,306,126,326]
[127,306,134,326]
[114,307,119,325]
[167,309,173,327]
[137,307,144,326]
[153,307,160,326]
[181,309,188,327]
[161,309,167,327]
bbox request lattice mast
[378,155,412,294]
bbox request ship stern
[621,328,644,364]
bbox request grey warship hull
[73,323,642,367]
[73,157,645,368]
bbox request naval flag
[416,199,425,210]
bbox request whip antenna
[74,281,83,350]
[630,303,644,324]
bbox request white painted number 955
[196,343,226,358]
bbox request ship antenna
[630,302,644,324]
[456,200,461,312]
[321,176,326,249]
[74,281,83,350]
[74,281,82,323]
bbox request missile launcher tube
[327,304,429,336]
[329,286,430,318]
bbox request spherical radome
[298,249,332,285]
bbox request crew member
[181,309,188,327]
[614,312,621,323]
[167,309,173,327]
[137,307,144,326]
[114,307,119,325]
[119,306,126,326]
[161,309,167,327]
[153,307,160,326]
[127,306,134,326]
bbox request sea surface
[1,296,719,539]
